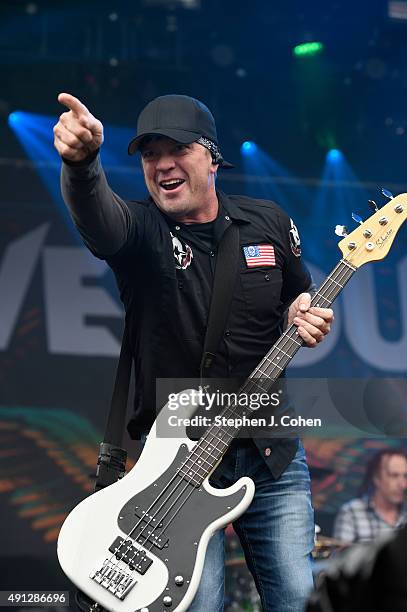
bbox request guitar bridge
[90,559,136,600]
[89,536,153,600]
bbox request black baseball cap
[128,94,234,169]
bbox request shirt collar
[216,190,250,224]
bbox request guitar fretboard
[180,258,357,487]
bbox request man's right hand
[53,93,104,162]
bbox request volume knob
[163,596,173,606]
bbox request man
[333,449,407,543]
[54,92,334,611]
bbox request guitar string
[100,430,228,583]
[190,260,355,456]
[99,258,356,590]
[194,260,355,433]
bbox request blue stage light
[241,141,258,154]
[8,111,23,126]
[327,148,342,162]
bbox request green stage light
[293,42,324,57]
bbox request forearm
[61,152,130,257]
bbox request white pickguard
[57,390,255,612]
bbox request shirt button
[264,447,271,457]
[175,225,180,230]
[225,215,230,221]
[210,251,215,257]
[225,330,231,337]
[264,274,270,281]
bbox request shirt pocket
[239,268,283,328]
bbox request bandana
[196,136,224,165]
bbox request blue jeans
[189,439,315,612]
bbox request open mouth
[159,179,185,192]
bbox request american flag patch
[243,244,276,267]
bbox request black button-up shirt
[62,157,313,478]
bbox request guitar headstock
[337,192,406,268]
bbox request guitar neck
[180,258,357,486]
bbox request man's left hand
[288,292,334,347]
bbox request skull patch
[170,232,194,270]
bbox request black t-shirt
[186,220,215,249]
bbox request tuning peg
[335,225,349,237]
[381,188,394,200]
[352,213,363,225]
[368,200,378,212]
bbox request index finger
[58,92,89,117]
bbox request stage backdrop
[1,158,406,609]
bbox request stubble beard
[155,195,195,219]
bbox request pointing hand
[53,93,104,162]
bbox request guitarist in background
[53,92,334,612]
[333,449,407,543]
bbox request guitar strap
[93,222,240,493]
[200,222,240,378]
[93,316,131,492]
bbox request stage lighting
[293,42,324,57]
[241,141,257,154]
[8,111,23,126]
[327,148,342,162]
